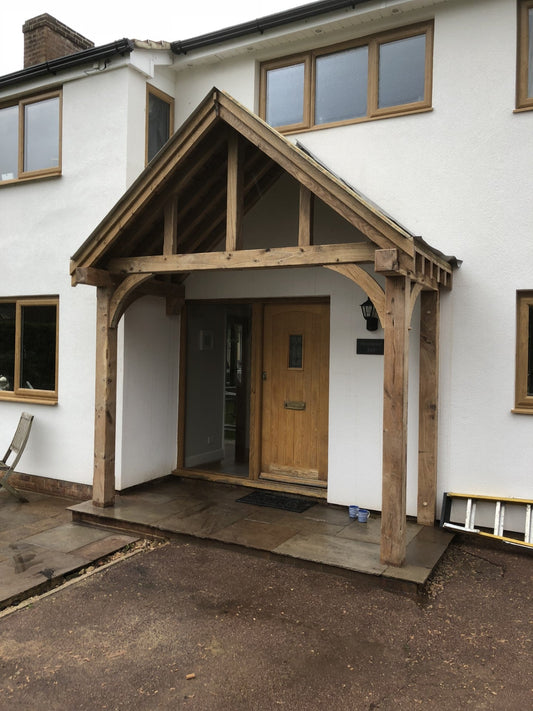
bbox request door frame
[176,296,330,496]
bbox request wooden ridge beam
[108,243,376,275]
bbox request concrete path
[0,490,138,609]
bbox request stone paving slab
[0,491,139,609]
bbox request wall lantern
[360,298,379,331]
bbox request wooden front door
[261,303,329,486]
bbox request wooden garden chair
[0,412,34,503]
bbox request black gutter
[0,38,134,90]
[171,0,372,54]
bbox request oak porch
[70,89,455,567]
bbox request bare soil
[0,534,531,710]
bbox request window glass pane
[20,304,57,391]
[24,97,60,173]
[527,306,533,395]
[378,33,426,109]
[266,63,305,127]
[527,7,533,98]
[315,46,368,124]
[148,93,171,162]
[0,106,19,181]
[288,334,303,369]
[0,303,15,392]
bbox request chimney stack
[23,14,94,68]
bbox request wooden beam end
[375,248,399,274]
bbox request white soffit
[171,0,450,70]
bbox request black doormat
[236,490,315,513]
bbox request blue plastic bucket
[348,505,359,520]
[357,508,369,523]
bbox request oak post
[163,198,178,255]
[298,185,314,246]
[93,286,117,507]
[226,132,244,252]
[381,275,410,566]
[417,289,440,525]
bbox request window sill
[0,170,61,188]
[513,105,533,113]
[511,407,533,415]
[279,106,433,136]
[0,393,58,406]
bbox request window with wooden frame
[0,90,62,184]
[0,297,59,403]
[517,0,533,110]
[146,85,174,164]
[260,21,433,133]
[514,291,533,412]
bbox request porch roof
[70,88,455,293]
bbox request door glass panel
[288,334,303,369]
[266,63,305,127]
[378,33,426,108]
[315,46,368,124]
[184,303,251,476]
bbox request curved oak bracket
[326,263,385,325]
[109,274,153,328]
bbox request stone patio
[70,476,454,590]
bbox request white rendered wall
[116,297,180,490]
[0,66,136,485]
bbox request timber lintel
[107,243,376,275]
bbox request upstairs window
[514,291,533,413]
[146,86,174,164]
[0,91,61,183]
[0,297,59,403]
[517,0,533,110]
[260,22,433,133]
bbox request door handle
[284,400,306,410]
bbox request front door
[261,303,329,486]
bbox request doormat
[236,490,315,513]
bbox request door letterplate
[284,400,306,410]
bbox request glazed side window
[260,22,433,133]
[0,91,61,183]
[0,298,59,403]
[146,86,174,164]
[517,0,533,110]
[514,291,533,413]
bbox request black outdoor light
[360,297,379,331]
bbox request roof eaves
[171,0,372,54]
[0,38,134,91]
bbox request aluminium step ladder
[440,492,533,550]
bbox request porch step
[440,492,533,550]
